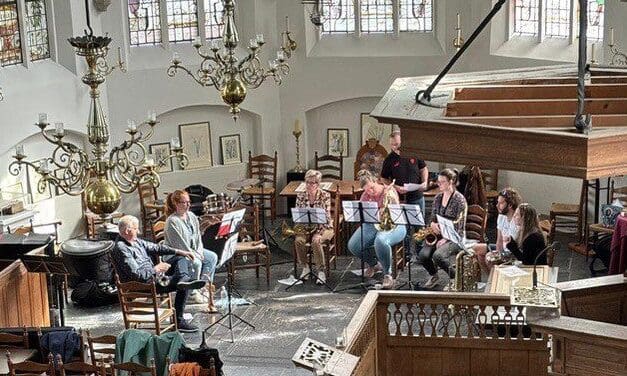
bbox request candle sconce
[608,28,627,66]
[453,13,464,51]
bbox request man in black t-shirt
[380,129,428,213]
[381,128,428,256]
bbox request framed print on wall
[149,142,173,173]
[327,128,349,157]
[361,113,393,152]
[220,134,242,165]
[179,122,213,170]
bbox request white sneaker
[424,274,440,289]
[299,267,311,280]
[316,271,326,285]
[382,275,395,289]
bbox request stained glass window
[544,0,570,38]
[0,0,22,65]
[360,0,393,33]
[320,0,355,34]
[513,0,539,36]
[204,0,222,39]
[585,0,604,42]
[25,0,49,61]
[166,0,198,43]
[128,0,162,46]
[398,0,432,32]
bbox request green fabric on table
[115,329,185,376]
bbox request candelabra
[608,28,627,66]
[9,20,188,217]
[453,13,464,51]
[167,0,297,120]
[292,127,304,173]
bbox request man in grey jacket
[111,215,204,332]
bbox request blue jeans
[191,248,218,282]
[404,196,425,256]
[348,223,407,275]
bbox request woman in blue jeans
[164,189,219,311]
[348,170,406,289]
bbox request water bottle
[219,286,228,309]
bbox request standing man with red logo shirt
[380,126,428,258]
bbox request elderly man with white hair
[111,215,205,332]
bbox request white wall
[2,0,626,239]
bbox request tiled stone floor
[65,223,599,375]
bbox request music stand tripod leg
[333,223,370,293]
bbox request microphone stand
[533,241,560,289]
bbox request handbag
[178,342,224,375]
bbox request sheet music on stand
[216,208,245,239]
[342,201,379,224]
[291,207,327,225]
[388,204,425,226]
[436,214,464,249]
[219,233,239,268]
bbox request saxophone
[281,221,317,239]
[375,180,397,231]
[414,209,466,246]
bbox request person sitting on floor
[506,203,547,265]
[347,169,407,289]
[164,189,219,311]
[111,215,205,332]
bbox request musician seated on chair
[111,215,204,333]
[472,187,522,272]
[417,169,467,289]
[347,170,407,289]
[164,190,219,311]
[505,203,547,265]
[295,169,334,285]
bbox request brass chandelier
[9,7,188,217]
[167,0,297,119]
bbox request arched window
[512,0,604,42]
[0,0,49,66]
[128,0,223,47]
[320,0,433,35]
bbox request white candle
[269,59,278,70]
[148,111,157,122]
[610,27,615,46]
[171,137,181,148]
[457,13,461,29]
[277,50,285,61]
[285,16,290,31]
[54,122,64,136]
[249,38,258,48]
[145,157,155,167]
[127,120,137,131]
[294,119,301,132]
[38,113,48,124]
[591,43,596,62]
[210,39,219,50]
[193,36,201,46]
[256,34,264,44]
[15,145,24,157]
[172,52,180,64]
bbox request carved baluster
[490,305,500,339]
[452,305,462,338]
[393,303,403,336]
[515,305,525,340]
[428,304,438,337]
[503,305,513,340]
[406,303,415,336]
[477,305,487,338]
[441,306,450,337]
[417,303,426,337]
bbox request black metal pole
[416,0,508,107]
[574,0,591,134]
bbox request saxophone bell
[374,179,397,231]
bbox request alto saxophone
[414,209,466,247]
[375,180,397,231]
[281,220,317,239]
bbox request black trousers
[155,255,193,321]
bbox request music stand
[20,254,70,327]
[204,209,255,343]
[388,204,425,290]
[285,207,333,291]
[333,200,380,293]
